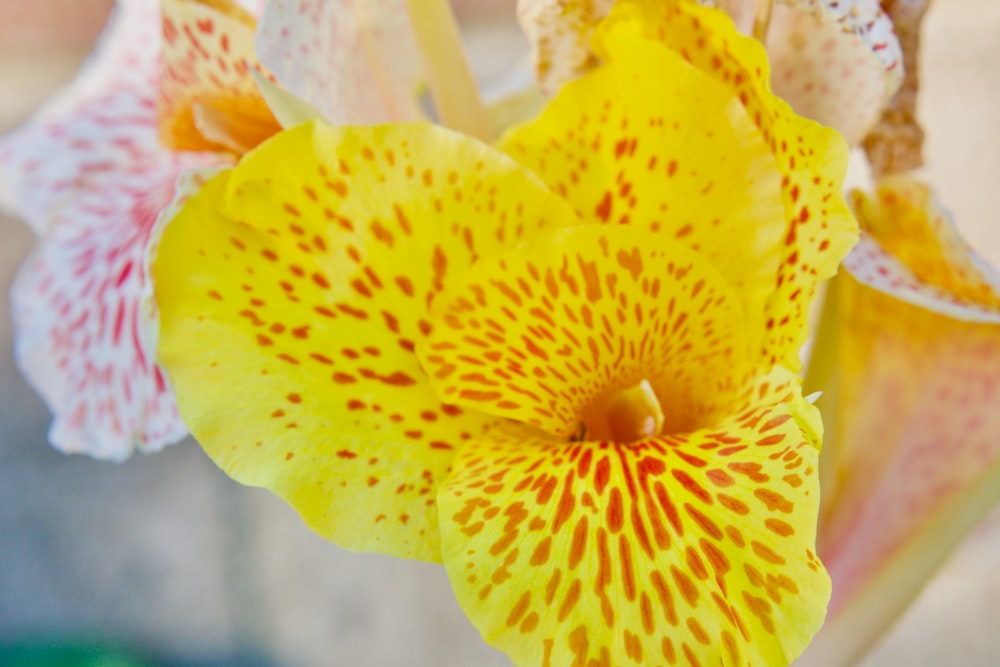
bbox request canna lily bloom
[517,0,903,144]
[153,1,856,664]
[797,175,1000,667]
[0,0,424,459]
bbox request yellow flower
[799,174,1000,666]
[152,1,855,664]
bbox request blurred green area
[0,642,274,667]
[0,643,147,667]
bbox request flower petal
[438,403,829,667]
[0,0,208,235]
[420,225,755,440]
[152,120,578,560]
[158,0,280,152]
[849,174,1000,310]
[1,0,226,457]
[766,0,904,145]
[254,0,425,124]
[799,180,1000,663]
[840,236,1000,324]
[248,68,326,129]
[502,0,856,370]
[10,165,200,460]
[803,265,1000,664]
[517,0,901,145]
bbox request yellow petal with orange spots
[159,0,280,152]
[152,120,578,561]
[439,401,829,667]
[502,0,856,371]
[499,40,784,364]
[420,225,756,441]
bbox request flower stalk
[405,0,492,141]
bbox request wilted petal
[799,177,1000,665]
[861,0,932,176]
[254,0,425,124]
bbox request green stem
[406,0,493,142]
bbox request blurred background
[1,1,999,666]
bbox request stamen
[585,379,665,443]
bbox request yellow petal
[420,224,755,441]
[439,401,829,667]
[152,120,577,560]
[595,1,857,371]
[159,0,280,152]
[501,0,856,371]
[518,0,903,146]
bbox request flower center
[581,379,665,443]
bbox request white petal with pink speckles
[2,0,228,458]
[0,0,165,233]
[254,0,425,124]
[11,166,191,460]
